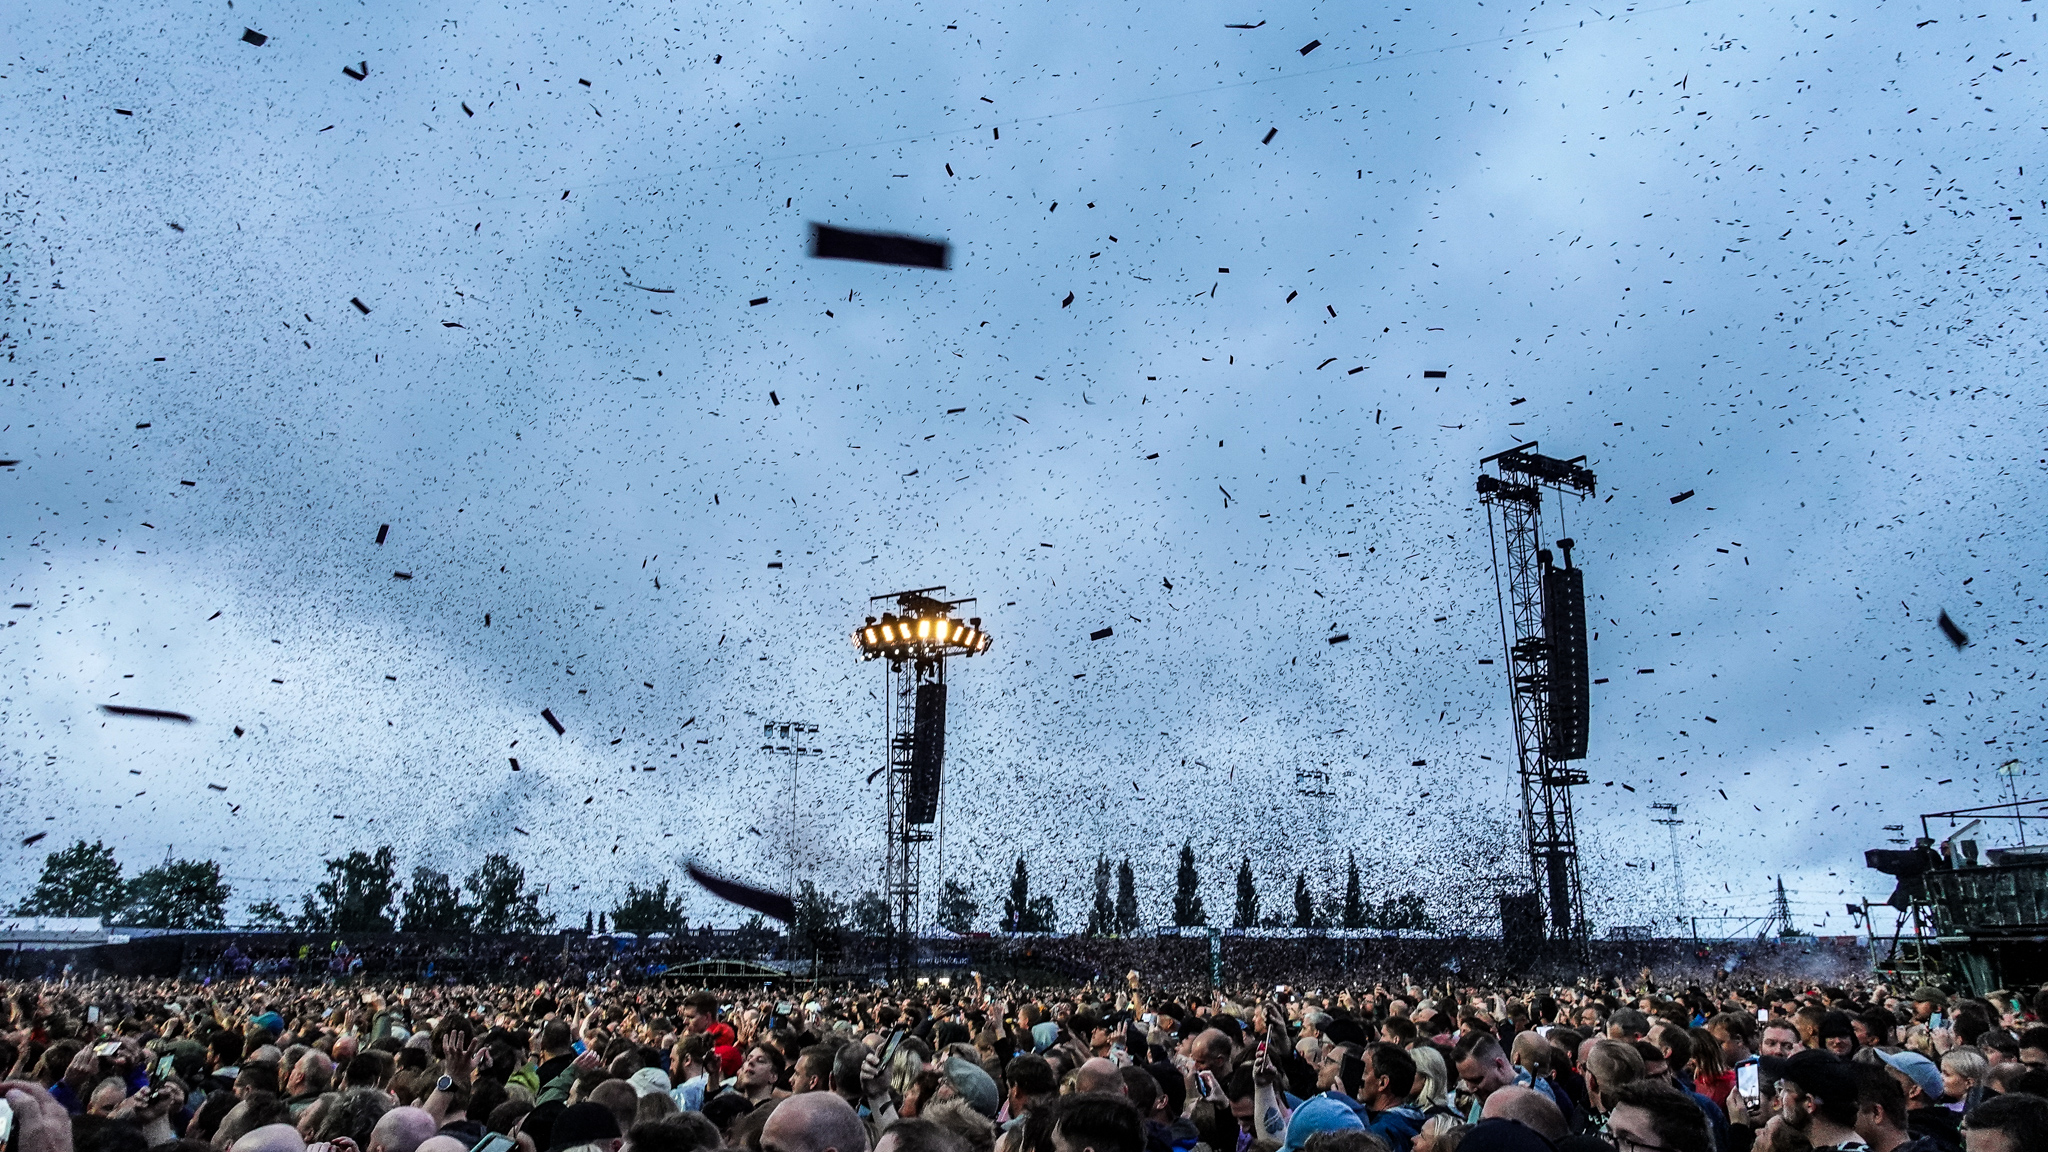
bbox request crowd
[0,972,2041,1152]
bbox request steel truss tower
[1477,442,1596,946]
[853,588,992,980]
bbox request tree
[1292,872,1316,930]
[464,854,552,934]
[583,910,594,934]
[598,911,609,933]
[245,899,293,929]
[1341,852,1368,929]
[1113,858,1140,935]
[1378,892,1434,932]
[300,847,400,932]
[851,890,892,938]
[1003,857,1055,933]
[122,859,231,929]
[1086,856,1116,937]
[789,881,847,954]
[16,840,126,921]
[610,879,687,935]
[399,867,472,933]
[1233,857,1260,929]
[936,878,977,935]
[1171,841,1206,927]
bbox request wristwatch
[437,1074,455,1093]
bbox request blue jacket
[1367,1105,1425,1152]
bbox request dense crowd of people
[0,972,2041,1152]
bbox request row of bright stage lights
[852,613,993,661]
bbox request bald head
[232,1125,309,1152]
[1481,1086,1566,1144]
[414,1138,469,1152]
[1193,1030,1234,1072]
[761,1090,870,1152]
[1075,1059,1126,1096]
[367,1107,440,1152]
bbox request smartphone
[1755,1009,1768,1023]
[0,1096,14,1147]
[1931,1012,1944,1030]
[157,1055,176,1080]
[96,1042,122,1058]
[882,1028,906,1064]
[472,1135,516,1152]
[87,1006,101,1025]
[1736,1063,1760,1107]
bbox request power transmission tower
[1758,876,1796,941]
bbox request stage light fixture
[851,608,993,661]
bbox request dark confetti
[100,705,194,722]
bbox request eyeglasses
[1612,1136,1678,1152]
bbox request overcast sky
[3,0,2043,938]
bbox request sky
[2,0,2044,939]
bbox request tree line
[13,838,1431,936]
[779,840,1433,945]
[12,841,232,929]
[10,840,553,934]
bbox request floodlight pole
[760,721,823,901]
[856,588,989,983]
[1477,442,1596,953]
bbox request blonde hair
[1941,1046,1988,1085]
[1408,1045,1450,1110]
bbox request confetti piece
[1938,610,1969,649]
[542,708,565,734]
[350,297,370,314]
[241,28,268,46]
[1299,39,1321,55]
[1328,634,1350,644]
[375,524,389,545]
[807,223,950,270]
[342,62,367,80]
[22,833,47,847]
[686,863,795,922]
[1261,129,1277,144]
[1090,627,1114,640]
[1669,490,1695,504]
[100,705,194,722]
[749,296,769,306]
[1062,292,1075,307]
[1423,370,1447,379]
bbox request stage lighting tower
[1477,441,1596,949]
[853,587,992,978]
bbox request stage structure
[1476,442,1596,946]
[852,588,992,976]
